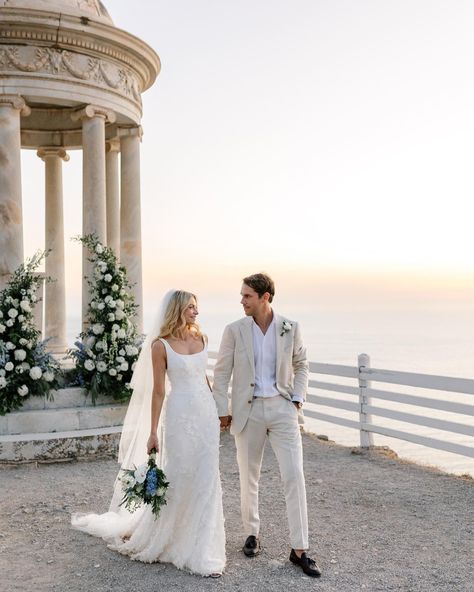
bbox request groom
[213,273,321,577]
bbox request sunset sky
[20,0,474,324]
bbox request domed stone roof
[0,0,113,24]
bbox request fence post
[358,353,374,448]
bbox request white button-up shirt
[252,316,280,398]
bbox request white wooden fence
[208,352,474,459]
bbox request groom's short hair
[243,273,275,303]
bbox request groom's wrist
[291,394,304,406]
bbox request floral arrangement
[67,234,142,403]
[280,320,292,336]
[120,449,169,519]
[0,252,61,416]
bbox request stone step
[0,426,122,462]
[0,404,128,436]
[18,387,122,411]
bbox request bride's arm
[147,340,167,453]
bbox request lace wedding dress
[71,338,226,576]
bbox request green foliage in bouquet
[67,234,142,403]
[0,252,61,416]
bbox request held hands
[219,415,232,431]
[147,433,159,454]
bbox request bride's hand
[147,434,159,454]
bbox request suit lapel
[274,313,283,377]
[239,316,255,371]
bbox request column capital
[119,125,143,140]
[0,94,31,117]
[37,147,70,162]
[106,138,121,153]
[71,105,116,124]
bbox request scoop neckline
[161,338,206,356]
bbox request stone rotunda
[0,0,161,352]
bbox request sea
[66,303,474,477]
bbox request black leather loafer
[289,549,321,577]
[243,535,261,557]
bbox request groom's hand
[219,415,232,430]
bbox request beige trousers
[234,395,309,550]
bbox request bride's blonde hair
[158,290,203,340]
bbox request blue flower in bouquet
[145,468,158,496]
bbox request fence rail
[208,352,474,459]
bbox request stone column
[0,95,30,290]
[106,139,121,255]
[37,148,70,354]
[120,126,143,333]
[72,105,116,329]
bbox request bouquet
[120,448,169,519]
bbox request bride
[71,290,226,577]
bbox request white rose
[104,295,112,303]
[115,310,125,320]
[97,303,105,311]
[6,319,14,327]
[0,369,5,376]
[104,274,112,282]
[131,362,137,371]
[43,370,55,382]
[85,336,96,347]
[20,300,32,312]
[117,329,126,339]
[107,300,116,309]
[5,342,15,350]
[116,300,124,309]
[14,349,26,361]
[0,324,5,334]
[125,345,133,356]
[20,362,31,371]
[112,284,119,292]
[19,338,28,345]
[95,244,104,254]
[0,376,6,388]
[17,315,25,323]
[134,463,148,484]
[120,289,126,296]
[92,323,104,335]
[95,341,106,351]
[5,362,14,372]
[108,368,117,376]
[96,361,107,372]
[31,294,37,303]
[84,359,95,371]
[117,374,123,381]
[108,313,115,322]
[120,362,129,372]
[29,366,42,380]
[8,308,18,318]
[0,310,3,317]
[17,384,29,397]
[116,356,125,363]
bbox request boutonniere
[280,321,292,337]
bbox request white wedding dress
[71,338,226,576]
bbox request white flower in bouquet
[20,300,32,312]
[95,244,104,254]
[0,323,5,334]
[8,308,18,318]
[0,369,5,376]
[14,349,27,361]
[5,342,15,350]
[116,300,124,309]
[18,315,25,322]
[26,341,33,349]
[125,345,135,356]
[120,289,126,296]
[117,374,123,381]
[31,294,37,303]
[107,300,116,309]
[131,361,137,371]
[122,473,136,488]
[134,463,148,484]
[29,366,43,380]
[108,368,117,376]
[0,310,3,317]
[17,385,29,397]
[120,361,129,372]
[95,340,106,351]
[19,338,28,345]
[6,319,14,327]
[104,295,112,303]
[20,362,31,371]
[97,303,105,311]
[112,324,120,332]
[43,370,55,382]
[104,274,113,282]
[96,361,107,372]
[84,359,95,371]
[5,362,14,372]
[0,376,7,388]
[112,284,119,292]
[116,355,125,363]
[115,309,125,321]
[92,323,104,335]
[90,301,97,309]
[117,328,126,339]
[108,313,115,322]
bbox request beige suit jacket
[212,313,309,435]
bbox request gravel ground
[1,431,473,592]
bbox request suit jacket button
[250,383,255,387]
[248,400,252,404]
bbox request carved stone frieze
[0,45,141,105]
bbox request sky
[20,0,474,324]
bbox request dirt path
[1,432,473,592]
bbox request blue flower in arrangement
[145,469,159,496]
